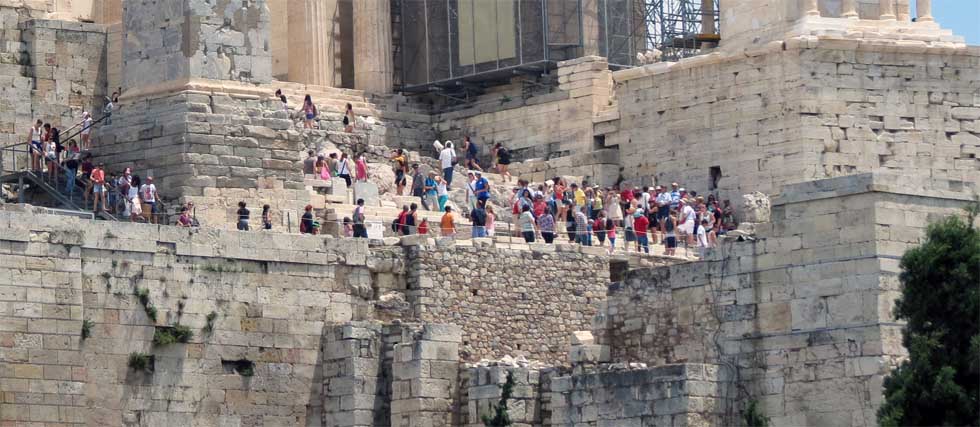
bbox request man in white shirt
[439,141,456,187]
[140,177,159,224]
[679,200,697,246]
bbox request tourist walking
[485,205,496,237]
[343,103,355,132]
[470,200,488,238]
[519,205,536,243]
[441,206,456,237]
[391,149,408,196]
[410,164,425,208]
[494,143,511,182]
[634,209,650,254]
[439,142,455,186]
[236,201,250,231]
[79,112,93,150]
[352,199,367,238]
[538,209,555,244]
[304,150,316,174]
[140,177,159,223]
[90,163,107,213]
[28,119,43,172]
[424,171,438,211]
[302,95,317,129]
[301,205,316,234]
[262,205,272,230]
[436,176,449,212]
[463,136,482,172]
[64,141,80,197]
[355,155,369,182]
[337,153,353,187]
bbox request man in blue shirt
[670,182,681,210]
[474,171,490,203]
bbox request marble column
[803,0,820,17]
[897,2,910,21]
[879,0,896,20]
[581,0,601,56]
[701,0,716,33]
[353,0,393,93]
[842,0,859,19]
[916,0,934,21]
[287,0,337,86]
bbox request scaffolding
[391,0,583,95]
[600,0,719,67]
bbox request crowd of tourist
[19,89,736,259]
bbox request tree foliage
[878,208,980,427]
[482,371,514,427]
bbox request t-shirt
[574,189,586,206]
[682,205,696,224]
[634,215,649,235]
[439,148,455,169]
[91,168,105,184]
[81,117,93,134]
[519,211,535,232]
[440,213,455,234]
[470,208,487,227]
[697,225,708,247]
[656,192,672,207]
[140,184,157,202]
[353,206,365,224]
[303,157,316,174]
[537,214,555,233]
[670,191,681,208]
[424,177,437,196]
[474,178,490,201]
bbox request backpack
[497,147,510,163]
[467,141,478,155]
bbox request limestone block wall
[0,208,380,426]
[122,0,272,88]
[405,243,612,365]
[593,173,976,426]
[797,41,980,188]
[433,57,614,175]
[549,364,734,426]
[0,11,107,148]
[95,89,314,228]
[608,39,980,202]
[322,322,387,427]
[608,46,808,201]
[462,365,546,427]
[390,324,461,427]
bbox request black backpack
[497,147,510,163]
[468,141,478,155]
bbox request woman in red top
[418,219,429,236]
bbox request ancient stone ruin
[0,0,976,426]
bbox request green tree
[482,371,514,427]
[878,207,979,427]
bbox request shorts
[93,184,104,194]
[680,222,694,235]
[31,141,42,153]
[305,113,315,120]
[666,236,677,248]
[394,171,406,186]
[657,206,670,220]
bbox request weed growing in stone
[81,319,94,340]
[128,353,154,372]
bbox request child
[697,218,710,259]
[342,217,354,237]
